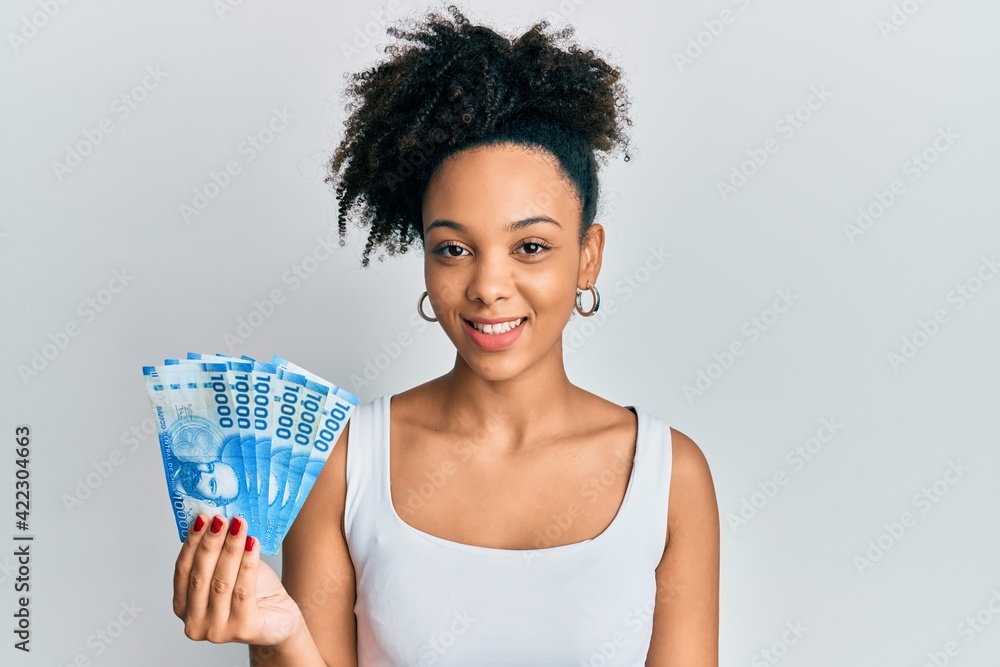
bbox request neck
[437,338,578,452]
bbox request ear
[579,223,605,289]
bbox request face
[192,461,239,503]
[421,142,604,380]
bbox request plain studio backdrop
[2,0,999,664]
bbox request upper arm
[645,427,720,667]
[280,419,358,667]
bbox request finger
[173,514,208,618]
[228,532,260,635]
[186,514,229,627]
[205,515,249,629]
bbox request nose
[465,249,513,306]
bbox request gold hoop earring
[417,291,438,322]
[575,283,600,317]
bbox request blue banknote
[246,359,278,529]
[172,354,260,528]
[143,362,256,543]
[143,353,359,555]
[262,369,329,551]
[269,355,358,550]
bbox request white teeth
[471,318,524,334]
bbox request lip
[462,316,526,351]
[464,316,526,325]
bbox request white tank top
[343,393,673,667]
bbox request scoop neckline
[382,393,642,557]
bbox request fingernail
[229,517,242,537]
[193,516,206,533]
[245,536,255,552]
[210,516,225,534]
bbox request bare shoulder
[390,377,451,427]
[665,427,718,546]
[645,427,720,663]
[280,417,357,664]
[573,389,643,433]
[668,428,715,495]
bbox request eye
[517,238,552,256]
[432,242,470,258]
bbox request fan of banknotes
[141,352,359,555]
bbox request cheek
[521,272,576,316]
[425,270,464,307]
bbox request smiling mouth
[463,318,526,335]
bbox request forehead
[422,143,580,232]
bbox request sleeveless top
[343,394,673,667]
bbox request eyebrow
[424,216,562,234]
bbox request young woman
[171,6,720,665]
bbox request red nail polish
[229,517,242,536]
[210,516,225,534]
[193,516,206,533]
[245,536,254,552]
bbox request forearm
[248,617,329,667]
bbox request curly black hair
[325,3,634,267]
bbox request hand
[172,514,304,646]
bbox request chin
[455,350,519,379]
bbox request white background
[2,0,999,665]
